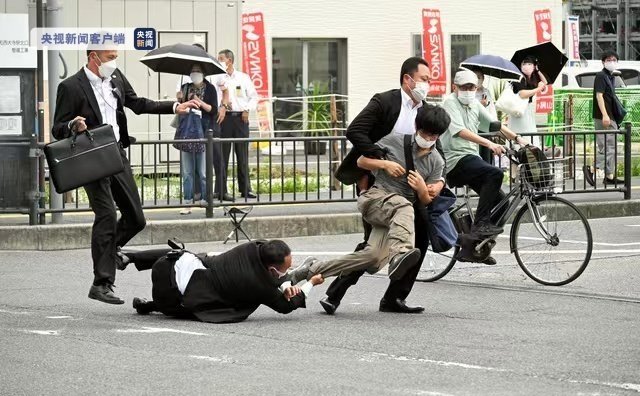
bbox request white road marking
[0,309,31,315]
[46,316,73,319]
[359,352,510,373]
[116,327,206,336]
[566,378,640,392]
[189,355,235,364]
[498,234,640,247]
[406,390,456,396]
[285,249,640,257]
[25,330,59,336]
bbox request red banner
[534,9,553,114]
[241,12,272,133]
[421,9,447,96]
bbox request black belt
[227,111,244,116]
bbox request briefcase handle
[70,128,95,149]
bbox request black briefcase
[44,124,124,193]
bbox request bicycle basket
[518,157,571,192]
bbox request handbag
[44,124,124,193]
[403,135,458,253]
[602,73,627,125]
[495,82,529,118]
[173,109,205,152]
[170,79,190,128]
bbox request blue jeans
[181,151,206,202]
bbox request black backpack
[517,146,551,189]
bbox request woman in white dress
[508,56,547,148]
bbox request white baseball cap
[454,69,478,86]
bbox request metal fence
[0,123,634,225]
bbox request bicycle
[419,147,593,286]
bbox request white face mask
[94,55,117,78]
[190,72,204,85]
[457,90,476,105]
[604,61,618,72]
[415,134,436,149]
[408,76,430,102]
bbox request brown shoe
[88,284,124,305]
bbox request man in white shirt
[216,49,259,199]
[52,47,198,305]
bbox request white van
[559,60,640,89]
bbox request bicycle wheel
[417,246,458,282]
[511,195,592,286]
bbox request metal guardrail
[0,123,634,225]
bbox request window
[412,33,481,88]
[450,34,480,80]
[272,38,347,132]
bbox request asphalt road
[1,216,639,395]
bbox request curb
[1,200,638,251]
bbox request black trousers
[325,204,430,304]
[221,113,252,195]
[210,125,227,195]
[84,148,146,286]
[446,154,505,224]
[126,248,171,271]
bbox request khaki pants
[306,187,415,278]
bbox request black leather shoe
[88,284,124,305]
[603,177,625,186]
[115,247,130,271]
[471,222,504,237]
[387,248,421,280]
[583,165,595,187]
[379,298,424,314]
[481,256,497,265]
[132,297,153,315]
[213,193,235,202]
[241,191,257,199]
[319,296,340,315]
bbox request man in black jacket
[52,48,198,305]
[125,240,324,323]
[326,57,447,315]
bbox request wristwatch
[220,103,231,111]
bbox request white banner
[566,15,580,64]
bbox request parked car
[559,60,640,89]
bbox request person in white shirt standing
[215,49,259,199]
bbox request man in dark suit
[124,240,324,323]
[52,48,198,305]
[326,57,446,315]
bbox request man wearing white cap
[441,69,528,241]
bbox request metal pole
[29,136,39,225]
[36,0,46,224]
[617,0,623,57]
[205,130,214,218]
[592,0,597,60]
[46,0,64,223]
[623,122,632,200]
[624,0,630,60]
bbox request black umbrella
[139,43,226,76]
[459,54,523,81]
[511,42,568,84]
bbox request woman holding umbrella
[508,55,548,148]
[175,63,220,214]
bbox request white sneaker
[179,207,191,215]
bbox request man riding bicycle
[441,69,530,263]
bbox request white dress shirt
[84,66,120,142]
[211,70,258,112]
[391,89,423,135]
[174,252,206,295]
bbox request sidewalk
[1,178,639,250]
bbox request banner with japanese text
[534,9,553,114]
[566,15,581,64]
[421,9,447,96]
[241,12,272,135]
